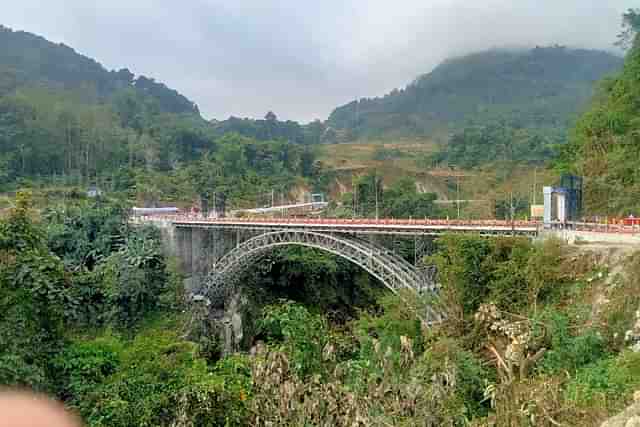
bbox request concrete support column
[157,219,177,258]
[176,227,193,277]
[209,228,226,265]
[186,228,228,292]
[191,228,205,290]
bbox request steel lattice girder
[198,230,438,307]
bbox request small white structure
[87,185,102,198]
[132,207,179,216]
[543,187,568,226]
[311,193,325,203]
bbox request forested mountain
[328,47,623,139]
[0,25,198,114]
[0,26,324,204]
[0,25,207,184]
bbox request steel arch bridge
[196,230,439,315]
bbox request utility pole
[456,174,461,220]
[502,141,510,221]
[510,191,516,236]
[533,167,538,206]
[271,189,275,208]
[353,178,358,219]
[375,174,379,220]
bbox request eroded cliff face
[219,291,249,354]
[187,287,252,358]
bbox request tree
[616,8,640,50]
[264,111,277,122]
[264,111,277,140]
[304,119,325,145]
[258,301,328,377]
[563,9,640,214]
[55,328,250,426]
[0,153,10,183]
[215,135,248,177]
[0,192,69,390]
[98,226,168,326]
[344,174,438,219]
[44,198,127,270]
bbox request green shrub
[536,309,606,376]
[421,338,493,419]
[429,234,495,320]
[564,351,640,411]
[0,192,69,390]
[54,326,249,426]
[54,334,123,402]
[257,301,328,377]
[350,294,425,374]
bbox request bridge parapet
[165,216,540,237]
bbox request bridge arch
[198,230,437,305]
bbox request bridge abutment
[176,227,192,276]
[152,221,229,292]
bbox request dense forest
[3,191,640,426]
[0,25,198,114]
[328,47,622,140]
[426,122,561,168]
[0,26,330,208]
[560,10,640,216]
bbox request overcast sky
[2,1,634,122]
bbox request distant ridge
[327,46,623,139]
[0,25,199,114]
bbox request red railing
[135,210,640,235]
[136,211,543,229]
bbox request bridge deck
[167,217,540,236]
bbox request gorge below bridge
[143,216,540,351]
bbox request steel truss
[198,230,438,309]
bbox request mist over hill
[0,25,628,180]
[328,46,623,139]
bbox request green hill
[328,47,623,139]
[0,26,326,209]
[562,11,640,215]
[0,25,198,114]
[0,25,210,183]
